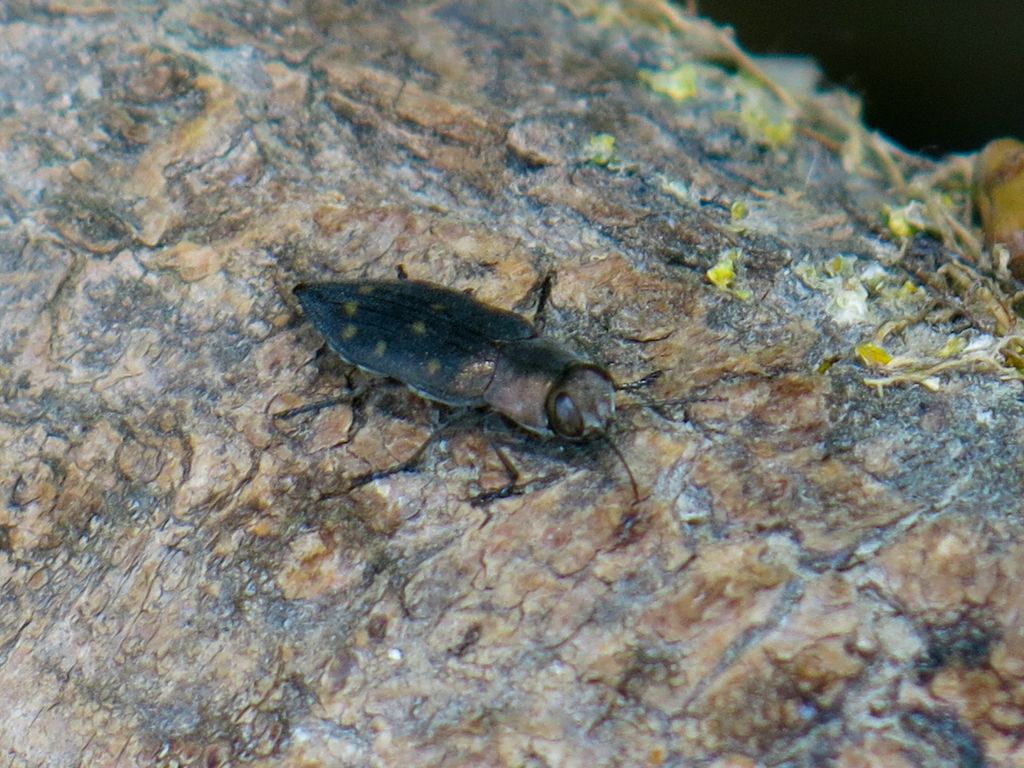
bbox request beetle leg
[347,410,481,490]
[272,381,374,421]
[468,439,564,509]
[273,396,351,421]
[468,441,523,508]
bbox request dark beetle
[293,279,616,440]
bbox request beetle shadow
[463,415,606,505]
[279,382,635,507]
[277,348,654,508]
[449,410,643,507]
[338,404,612,502]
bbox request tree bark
[1,1,1021,766]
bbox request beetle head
[546,365,615,440]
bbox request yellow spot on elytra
[430,302,446,312]
[342,324,358,340]
[411,320,427,335]
[374,340,387,356]
[344,300,358,317]
[426,359,441,375]
[357,284,375,295]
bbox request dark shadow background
[696,0,1024,156]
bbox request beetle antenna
[528,270,555,330]
[615,370,662,392]
[604,434,642,504]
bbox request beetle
[292,278,639,500]
[293,279,616,439]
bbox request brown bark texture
[1,1,1022,767]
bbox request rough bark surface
[1,2,1021,767]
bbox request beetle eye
[552,391,584,437]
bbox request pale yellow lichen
[883,201,929,238]
[639,64,698,102]
[658,176,692,204]
[706,249,752,300]
[585,132,618,167]
[856,343,893,368]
